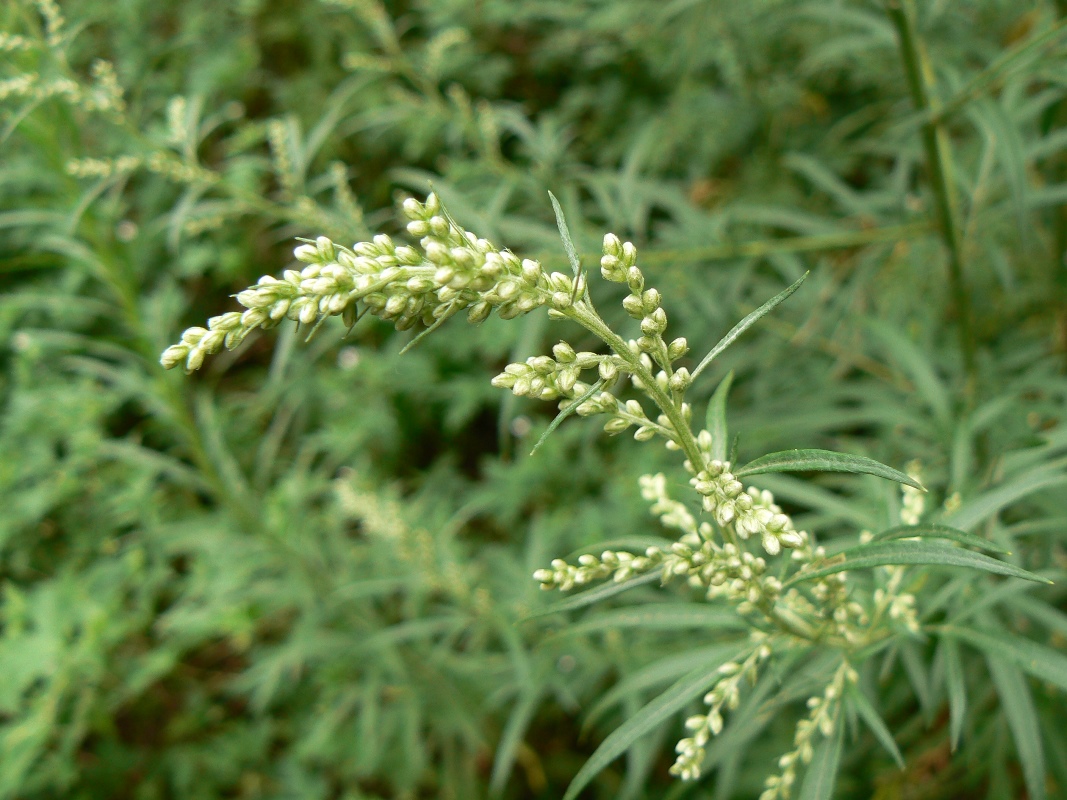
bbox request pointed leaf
[941,636,967,751]
[846,683,904,768]
[735,448,924,490]
[987,657,1047,800]
[558,603,746,638]
[490,690,541,796]
[942,626,1067,693]
[562,646,749,800]
[691,272,808,381]
[798,712,844,800]
[705,370,734,462]
[549,190,581,278]
[783,541,1049,589]
[530,379,605,456]
[522,570,663,620]
[873,523,1010,554]
[584,644,742,730]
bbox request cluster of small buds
[760,662,857,800]
[532,547,667,592]
[900,460,925,525]
[699,542,783,612]
[672,641,772,780]
[0,60,124,113]
[639,473,701,538]
[163,193,554,372]
[491,344,610,402]
[403,194,551,320]
[65,155,143,179]
[601,235,689,383]
[0,33,33,52]
[690,459,805,556]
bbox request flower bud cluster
[491,344,614,402]
[672,641,772,780]
[163,193,552,372]
[601,235,689,388]
[532,548,667,592]
[760,661,857,800]
[689,457,806,556]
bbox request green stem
[567,303,706,473]
[886,0,976,380]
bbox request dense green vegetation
[2,1,1067,798]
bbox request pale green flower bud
[603,233,622,257]
[402,197,424,219]
[530,356,555,374]
[622,294,644,319]
[553,341,576,362]
[467,302,492,323]
[642,288,661,312]
[603,417,630,433]
[668,337,689,360]
[521,259,541,283]
[669,368,691,393]
[160,343,189,369]
[429,215,449,236]
[626,266,643,293]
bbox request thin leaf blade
[846,683,904,769]
[562,646,749,800]
[735,448,924,490]
[523,570,663,620]
[783,541,1049,589]
[873,523,1011,554]
[692,272,808,380]
[548,190,581,278]
[797,711,844,800]
[705,370,734,462]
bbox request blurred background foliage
[2,0,1067,797]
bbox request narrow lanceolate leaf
[705,370,734,462]
[735,448,923,490]
[846,683,904,769]
[987,657,1047,800]
[941,626,1067,693]
[562,646,749,800]
[530,379,605,456]
[872,523,1011,554]
[548,190,582,278]
[783,541,1049,589]
[559,603,746,638]
[522,570,663,620]
[691,272,808,381]
[584,644,743,730]
[490,689,541,796]
[941,636,967,751]
[798,711,844,800]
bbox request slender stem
[567,302,706,473]
[886,0,976,380]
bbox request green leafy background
[2,0,1066,798]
